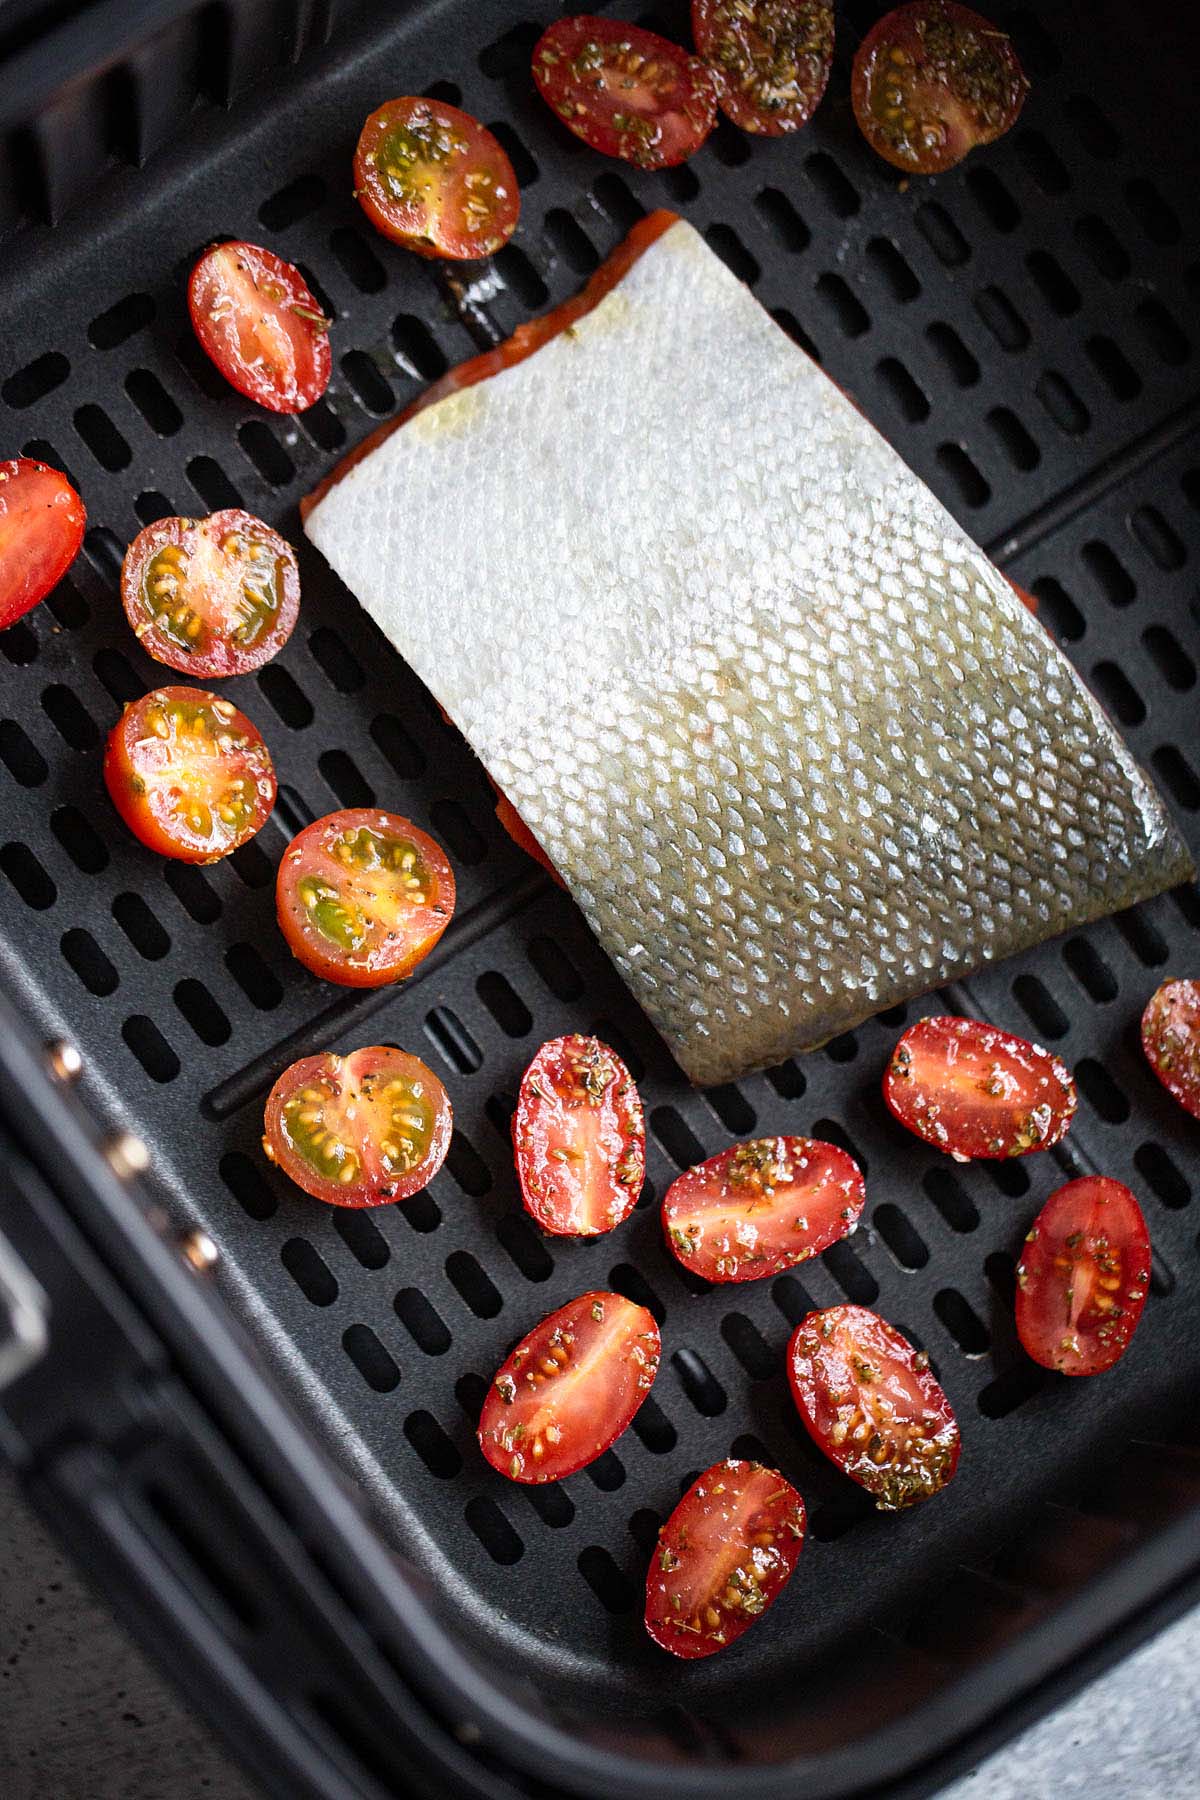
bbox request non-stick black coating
[0,0,1197,1775]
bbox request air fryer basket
[1,0,1199,1795]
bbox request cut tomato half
[121,509,299,679]
[104,686,276,863]
[788,1305,961,1509]
[851,1,1027,175]
[0,458,86,631]
[478,1290,660,1482]
[533,16,717,169]
[189,241,331,413]
[663,1135,864,1282]
[1140,979,1200,1122]
[884,1015,1076,1161]
[646,1459,806,1658]
[1015,1177,1150,1377]
[692,0,834,135]
[276,808,455,988]
[263,1046,452,1206]
[354,98,519,259]
[513,1035,645,1237]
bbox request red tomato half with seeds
[851,1,1027,175]
[1015,1178,1150,1377]
[884,1015,1076,1161]
[189,241,331,413]
[0,458,86,631]
[788,1305,961,1510]
[276,808,455,988]
[533,16,718,170]
[354,98,519,260]
[478,1290,660,1483]
[646,1460,805,1659]
[513,1035,645,1237]
[663,1135,864,1282]
[263,1046,452,1207]
[105,686,275,863]
[1141,979,1200,1122]
[121,509,299,679]
[692,0,834,136]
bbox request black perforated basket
[1,2,1199,1797]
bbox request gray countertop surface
[1,1468,1195,1800]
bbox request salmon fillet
[304,212,1192,1085]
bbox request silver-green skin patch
[306,219,1192,1085]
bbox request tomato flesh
[884,1015,1076,1161]
[478,1290,660,1482]
[104,686,275,863]
[189,241,331,413]
[355,98,519,260]
[0,458,86,631]
[263,1046,452,1207]
[692,0,833,135]
[851,1,1027,175]
[513,1036,645,1237]
[1141,979,1200,1121]
[534,16,717,170]
[788,1305,960,1509]
[663,1135,864,1282]
[121,509,299,679]
[646,1460,806,1659]
[276,808,455,988]
[1015,1177,1150,1377]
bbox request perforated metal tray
[1,1,1199,1794]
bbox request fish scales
[305,217,1192,1086]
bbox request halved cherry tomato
[492,788,564,886]
[663,1135,864,1282]
[121,509,299,679]
[1141,979,1200,1122]
[354,98,519,260]
[1015,1177,1150,1376]
[533,16,718,170]
[276,808,455,988]
[478,1290,659,1482]
[692,0,834,136]
[851,2,1027,175]
[513,1036,645,1237]
[646,1460,806,1659]
[104,687,276,863]
[263,1046,451,1207]
[884,1015,1076,1161]
[0,458,86,630]
[188,240,331,413]
[788,1305,960,1510]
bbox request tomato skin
[884,1015,1076,1161]
[533,16,717,170]
[189,241,331,413]
[263,1046,452,1207]
[121,509,299,679]
[104,686,276,863]
[646,1460,806,1659]
[851,1,1027,175]
[478,1291,660,1482]
[276,808,455,988]
[663,1135,864,1282]
[0,459,86,630]
[1141,979,1200,1122]
[788,1305,961,1510]
[513,1036,645,1237]
[1015,1178,1150,1377]
[354,98,519,260]
[692,0,834,136]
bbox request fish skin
[305,219,1193,1086]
